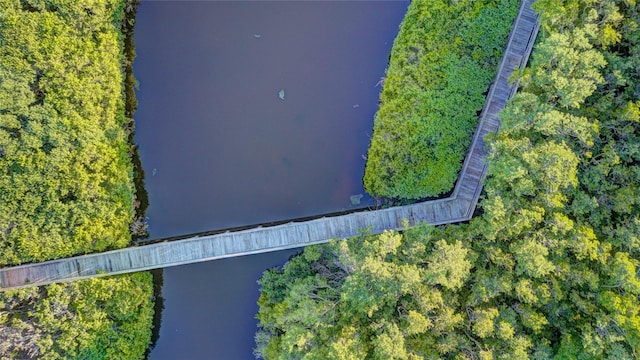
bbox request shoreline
[120,0,150,241]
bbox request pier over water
[0,0,540,291]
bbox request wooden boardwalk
[0,0,539,291]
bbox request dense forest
[256,0,640,358]
[363,0,519,200]
[0,0,153,358]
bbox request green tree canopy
[363,0,519,199]
[257,0,640,358]
[0,1,153,358]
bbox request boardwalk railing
[0,0,539,291]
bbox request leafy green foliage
[257,0,640,358]
[364,0,519,199]
[255,225,475,359]
[0,0,135,265]
[0,273,154,360]
[0,1,153,358]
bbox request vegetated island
[363,0,519,200]
[255,0,640,358]
[0,1,153,358]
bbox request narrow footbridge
[0,0,539,290]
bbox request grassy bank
[0,0,153,358]
[363,0,519,199]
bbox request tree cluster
[0,273,154,359]
[256,225,478,359]
[0,0,135,265]
[256,0,640,358]
[364,0,519,199]
[0,1,153,358]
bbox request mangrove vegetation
[363,0,519,199]
[256,0,640,358]
[0,0,153,358]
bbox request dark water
[133,1,407,358]
[147,249,300,359]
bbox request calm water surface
[133,1,407,358]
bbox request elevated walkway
[0,0,540,290]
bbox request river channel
[133,1,408,358]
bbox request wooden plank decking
[0,0,539,291]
